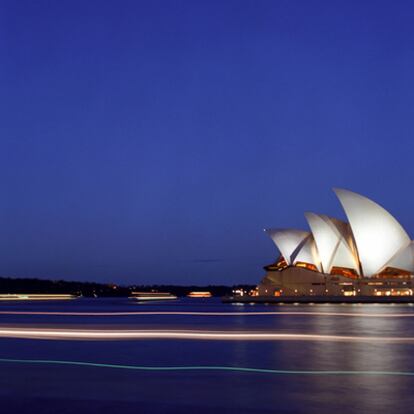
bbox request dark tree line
[0,277,255,297]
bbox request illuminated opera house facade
[258,189,414,297]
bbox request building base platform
[222,295,414,304]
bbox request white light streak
[0,310,414,318]
[0,327,414,342]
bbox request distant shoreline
[0,276,255,298]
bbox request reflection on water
[0,298,413,413]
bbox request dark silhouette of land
[0,276,255,298]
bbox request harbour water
[1,298,414,413]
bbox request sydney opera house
[258,189,414,297]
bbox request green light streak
[0,358,413,376]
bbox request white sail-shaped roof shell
[334,188,411,277]
[381,241,414,273]
[326,217,360,271]
[330,238,360,273]
[264,229,309,265]
[291,235,322,271]
[305,213,359,274]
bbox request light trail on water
[1,310,414,318]
[0,357,414,376]
[0,327,414,342]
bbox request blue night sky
[1,1,414,285]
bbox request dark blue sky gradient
[1,1,414,284]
